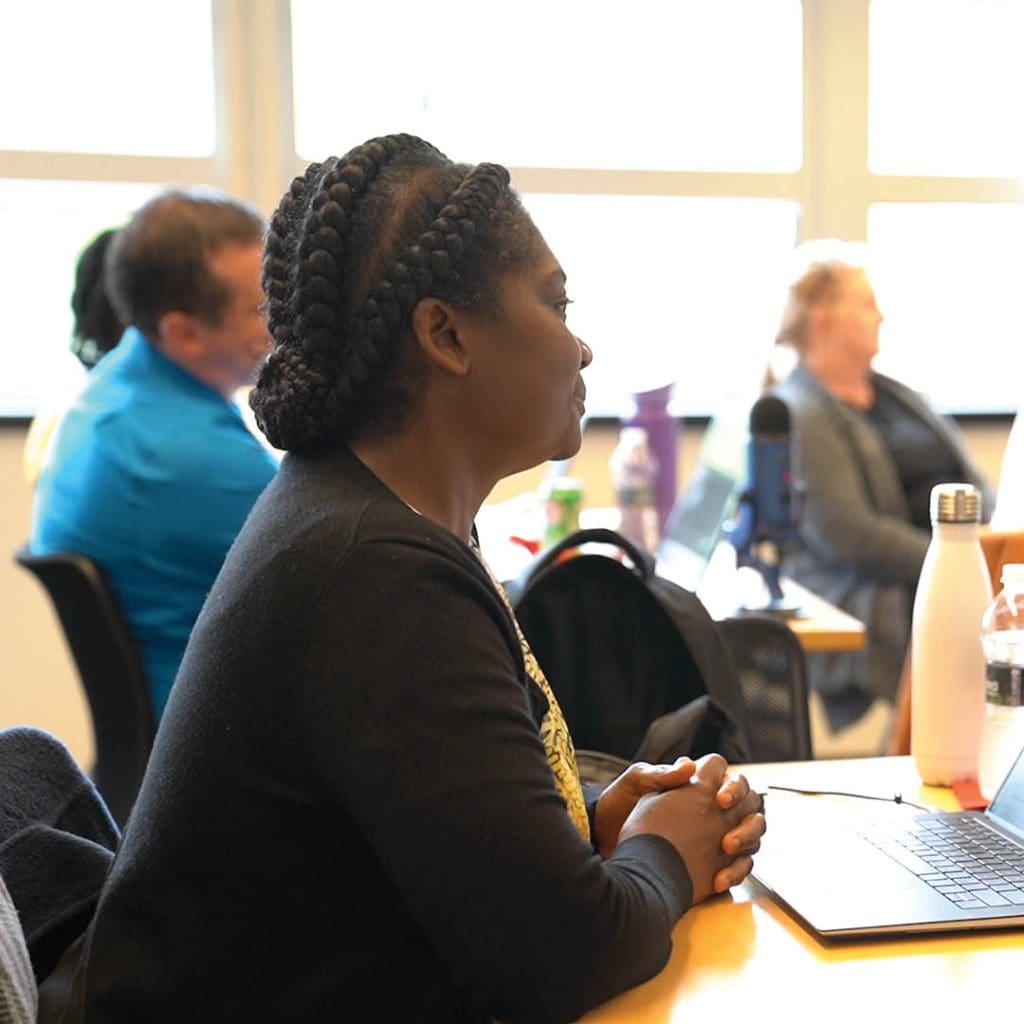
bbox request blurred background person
[769,239,993,745]
[23,228,125,487]
[30,190,279,720]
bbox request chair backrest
[717,613,812,762]
[980,530,1024,595]
[13,545,155,826]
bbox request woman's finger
[713,854,755,894]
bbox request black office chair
[718,613,812,762]
[13,545,156,827]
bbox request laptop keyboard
[856,815,1024,910]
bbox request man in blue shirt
[32,189,279,718]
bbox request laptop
[752,745,1024,937]
[656,398,748,592]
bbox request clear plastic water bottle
[911,483,992,786]
[978,564,1024,799]
[610,426,659,553]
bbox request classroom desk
[698,573,866,653]
[693,542,866,654]
[579,756,1022,1023]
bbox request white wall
[0,425,92,766]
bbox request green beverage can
[542,477,583,548]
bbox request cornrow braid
[318,162,513,436]
[253,135,423,449]
[261,160,323,346]
[252,135,530,453]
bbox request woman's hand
[710,764,766,893]
[616,754,767,904]
[592,758,697,859]
[592,754,766,872]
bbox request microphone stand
[733,539,802,618]
[723,494,803,618]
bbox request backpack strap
[506,528,655,601]
[508,527,753,765]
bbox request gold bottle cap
[930,483,980,524]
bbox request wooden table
[579,756,1022,1022]
[695,546,866,653]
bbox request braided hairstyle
[251,134,536,452]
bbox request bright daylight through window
[1,0,1021,417]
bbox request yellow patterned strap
[474,547,591,842]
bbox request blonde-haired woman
[771,240,992,740]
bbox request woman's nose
[577,337,593,369]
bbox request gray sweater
[772,365,992,706]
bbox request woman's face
[821,268,883,366]
[457,223,592,476]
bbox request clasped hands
[593,754,767,904]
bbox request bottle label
[616,484,653,507]
[986,662,1024,707]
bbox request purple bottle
[624,383,678,537]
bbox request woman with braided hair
[60,135,765,1024]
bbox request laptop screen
[988,743,1024,840]
[656,396,749,590]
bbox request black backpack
[506,528,751,781]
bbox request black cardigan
[67,446,692,1024]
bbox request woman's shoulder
[241,449,485,587]
[771,366,837,423]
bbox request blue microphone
[725,395,802,615]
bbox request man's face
[193,242,271,391]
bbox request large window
[2,0,1021,418]
[0,0,223,418]
[291,0,803,173]
[0,180,161,415]
[0,2,216,157]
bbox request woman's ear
[410,297,471,377]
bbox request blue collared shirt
[32,328,279,718]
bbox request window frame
[1,0,1021,419]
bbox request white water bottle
[911,483,992,786]
[978,564,1024,799]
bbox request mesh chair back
[718,613,812,762]
[13,546,155,826]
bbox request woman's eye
[555,297,574,321]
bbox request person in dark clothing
[56,134,766,1024]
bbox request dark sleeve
[794,400,930,583]
[301,538,692,1024]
